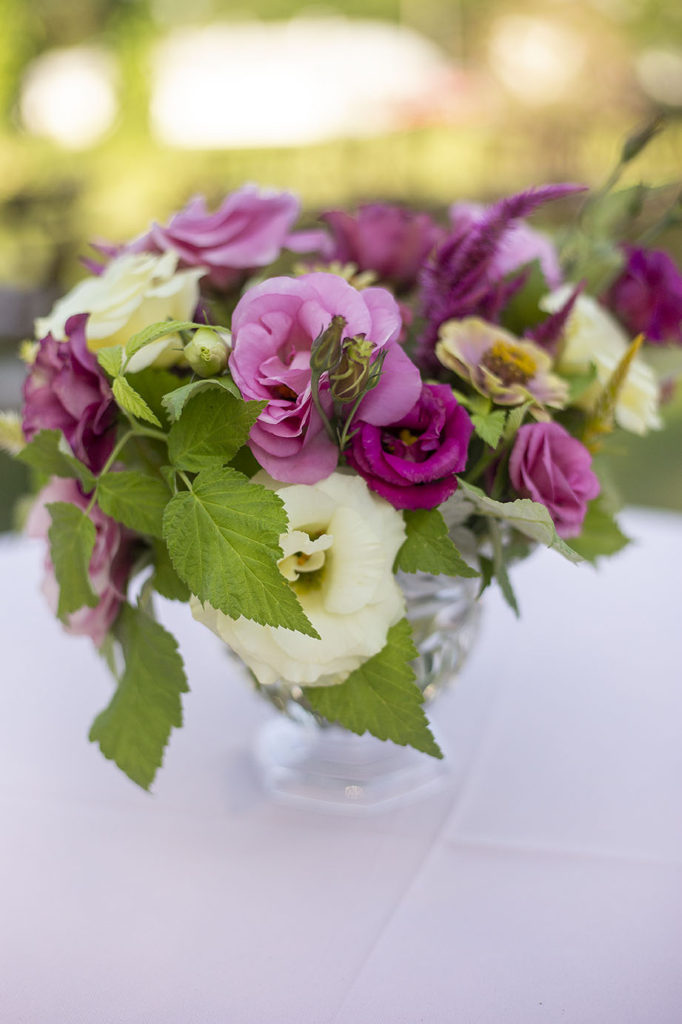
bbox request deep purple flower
[346,383,473,510]
[26,477,137,648]
[604,245,682,345]
[320,204,444,291]
[509,422,600,539]
[417,183,585,370]
[114,186,321,291]
[22,313,116,474]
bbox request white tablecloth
[1,508,681,1024]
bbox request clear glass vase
[254,570,482,813]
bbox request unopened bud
[310,315,346,374]
[621,115,664,164]
[330,335,374,404]
[184,328,230,377]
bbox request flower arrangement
[4,143,681,790]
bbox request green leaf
[395,508,479,578]
[305,619,442,758]
[46,502,98,617]
[503,400,533,442]
[567,497,630,564]
[96,346,123,378]
[89,602,188,790]
[471,409,507,448]
[18,429,96,492]
[126,368,187,428]
[500,259,549,335]
[477,554,494,598]
[123,319,199,367]
[168,389,265,473]
[458,478,583,564]
[162,466,318,636]
[161,376,241,423]
[150,539,190,601]
[96,470,170,538]
[112,375,162,427]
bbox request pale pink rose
[229,272,422,483]
[27,478,136,648]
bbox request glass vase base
[255,715,448,814]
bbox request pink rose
[230,272,421,483]
[509,422,600,539]
[121,186,319,291]
[27,478,137,648]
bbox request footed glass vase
[254,571,482,812]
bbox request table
[1,508,681,1023]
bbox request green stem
[310,371,337,444]
[85,428,136,512]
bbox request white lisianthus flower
[35,251,205,372]
[541,288,661,435]
[190,472,407,688]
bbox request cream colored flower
[35,251,205,372]
[541,288,661,435]
[436,317,568,410]
[190,472,407,688]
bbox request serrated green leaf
[567,497,630,564]
[89,602,188,790]
[471,409,507,448]
[162,466,318,636]
[161,376,242,422]
[395,508,479,578]
[458,478,583,563]
[123,319,198,367]
[97,346,123,378]
[112,375,162,427]
[305,619,442,758]
[96,470,170,538]
[126,368,187,428]
[168,389,265,472]
[18,429,96,492]
[150,539,190,601]
[503,400,533,442]
[46,501,98,618]
[477,554,494,598]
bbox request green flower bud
[310,315,346,374]
[330,334,375,405]
[184,328,230,377]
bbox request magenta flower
[26,477,137,648]
[604,245,682,345]
[229,272,421,484]
[121,186,319,291]
[320,203,443,291]
[23,313,116,474]
[509,422,600,539]
[345,383,473,510]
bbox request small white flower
[190,472,407,688]
[542,288,661,435]
[35,251,205,372]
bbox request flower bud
[184,327,230,377]
[310,315,346,374]
[330,334,374,404]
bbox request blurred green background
[1,0,681,530]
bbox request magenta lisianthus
[22,313,116,473]
[604,245,682,345]
[26,477,137,648]
[345,383,473,510]
[229,272,422,484]
[320,203,443,291]
[509,422,600,539]
[118,186,320,291]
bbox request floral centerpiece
[4,140,681,791]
